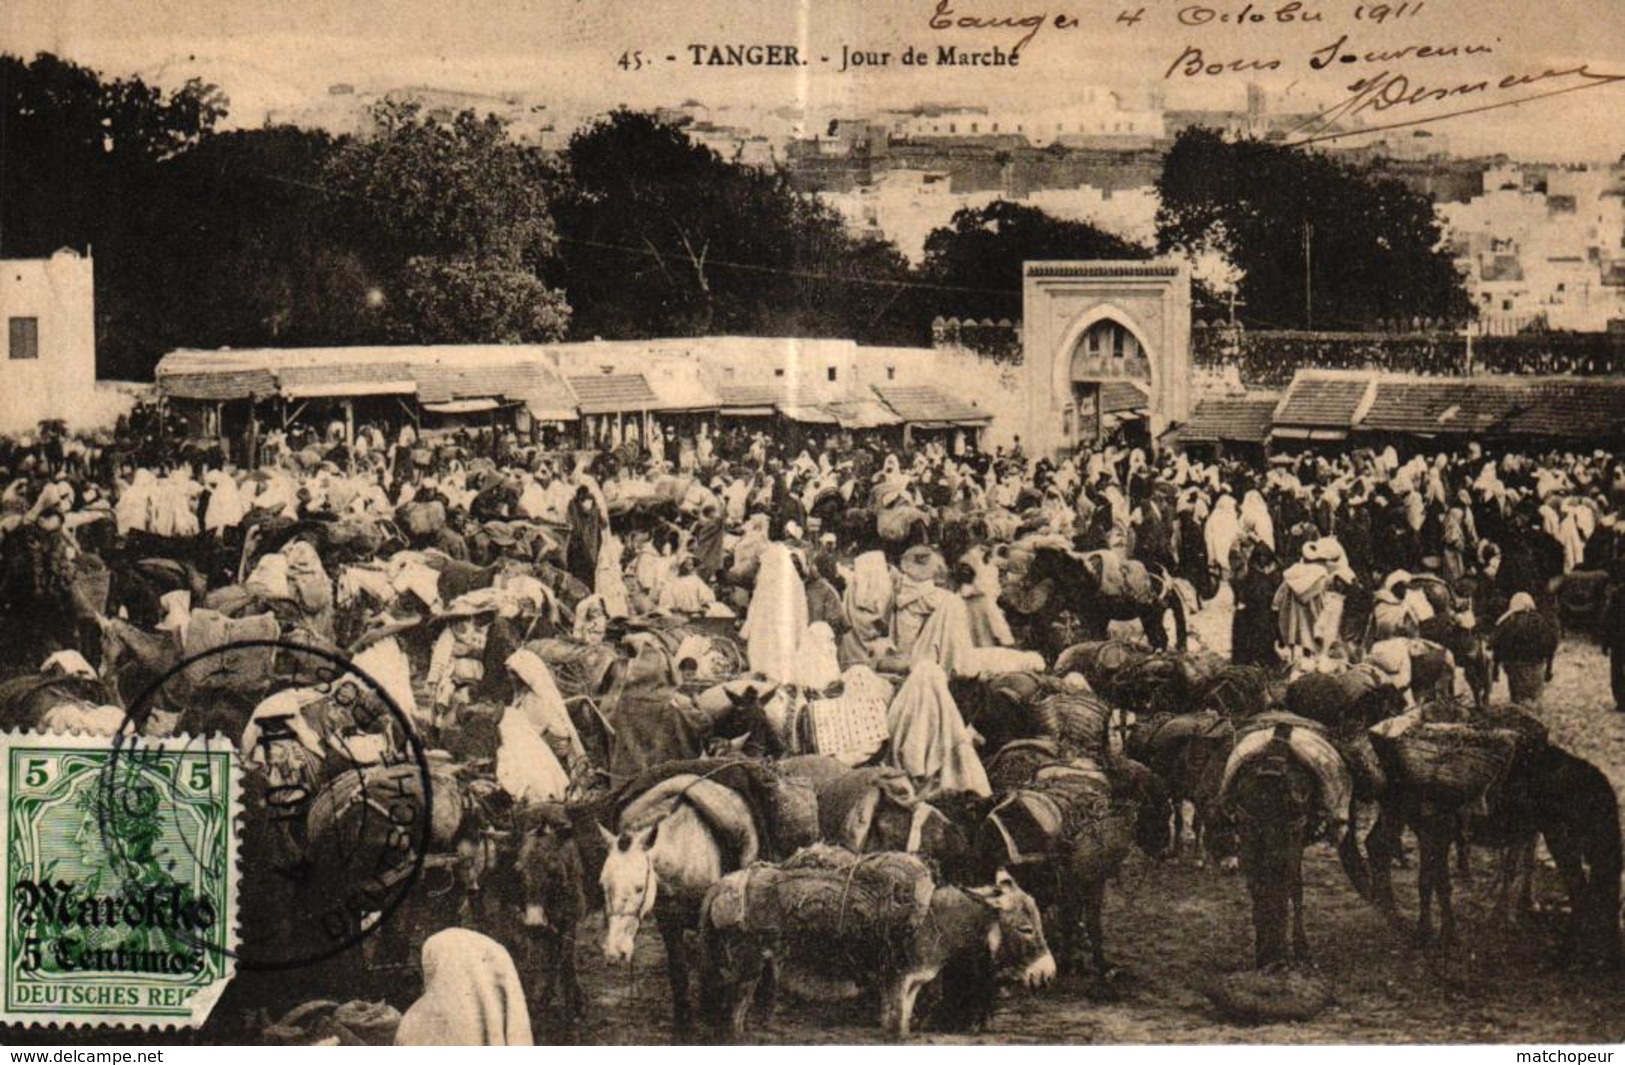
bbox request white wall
[0,249,96,434]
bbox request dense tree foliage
[324,101,571,343]
[138,126,381,354]
[917,200,1152,323]
[1155,128,1474,330]
[554,109,914,342]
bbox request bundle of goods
[263,999,402,1046]
[807,764,923,853]
[707,845,935,969]
[1190,664,1277,720]
[1557,569,1610,632]
[1368,713,1520,813]
[985,761,1116,867]
[399,499,447,539]
[1203,970,1334,1024]
[800,682,891,763]
[1053,640,1146,692]
[181,609,280,692]
[1029,689,1116,761]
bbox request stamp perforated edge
[0,726,241,1032]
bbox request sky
[3,0,1624,160]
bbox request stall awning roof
[568,373,660,415]
[823,398,903,429]
[155,346,579,416]
[1098,379,1151,414]
[283,379,417,399]
[718,383,786,410]
[779,404,839,425]
[870,384,991,426]
[160,369,278,401]
[1274,371,1375,429]
[277,362,417,398]
[1177,392,1282,444]
[1361,378,1522,436]
[1271,369,1625,441]
[1272,426,1349,441]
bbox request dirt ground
[560,590,1625,1045]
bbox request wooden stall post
[343,398,356,473]
[247,399,260,469]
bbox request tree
[554,109,914,342]
[324,101,570,343]
[391,258,571,343]
[133,126,385,356]
[1155,128,1473,331]
[917,200,1152,323]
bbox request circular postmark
[98,638,434,972]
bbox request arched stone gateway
[1021,261,1192,458]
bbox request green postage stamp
[2,730,239,1028]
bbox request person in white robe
[203,470,247,534]
[595,533,631,618]
[886,659,990,798]
[741,542,808,684]
[395,929,533,1046]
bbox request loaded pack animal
[252,751,517,975]
[1475,738,1625,969]
[776,755,982,883]
[103,552,209,630]
[460,801,589,1038]
[971,743,1170,993]
[1003,543,1187,660]
[249,515,407,571]
[1418,577,1491,705]
[1366,704,1621,963]
[1362,706,1523,947]
[1126,710,1238,866]
[698,851,1055,1039]
[0,663,121,733]
[1218,715,1354,969]
[1473,742,1622,967]
[596,758,818,1034]
[951,671,1109,768]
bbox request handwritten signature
[1290,62,1625,144]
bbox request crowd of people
[6,412,1625,705]
[4,409,1625,1042]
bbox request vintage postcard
[1,0,1624,1049]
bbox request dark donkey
[1221,718,1352,968]
[1469,740,1621,966]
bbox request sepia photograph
[1,0,1624,1049]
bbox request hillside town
[249,78,1625,331]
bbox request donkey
[598,775,759,1034]
[1223,722,1346,968]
